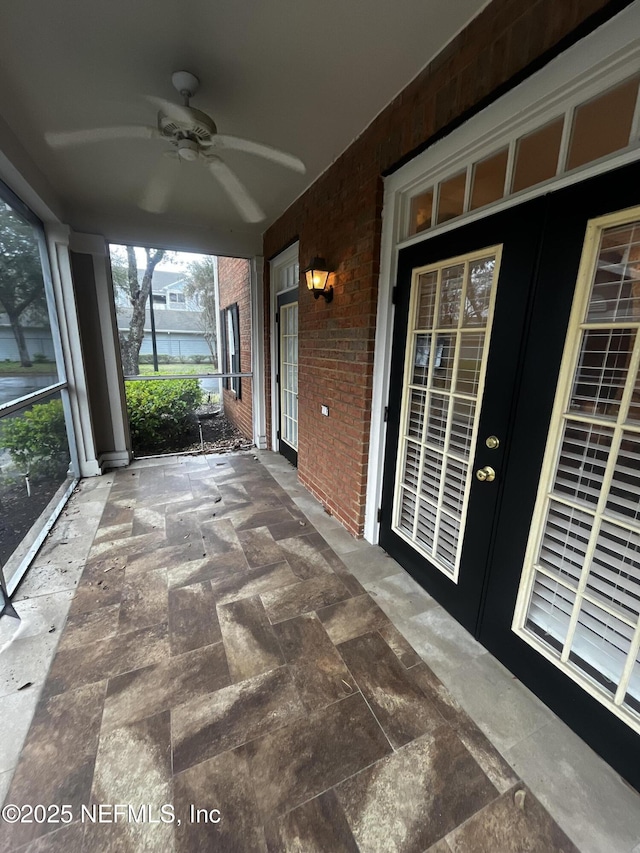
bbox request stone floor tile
[399,605,486,681]
[12,558,86,602]
[505,717,640,853]
[238,526,286,568]
[274,612,355,710]
[118,567,168,633]
[44,622,169,697]
[91,710,172,805]
[378,621,422,668]
[335,727,498,853]
[337,632,443,748]
[57,603,121,651]
[168,581,221,655]
[261,573,352,623]
[167,552,247,590]
[21,822,85,853]
[365,572,435,622]
[1,682,105,849]
[0,770,12,808]
[209,560,298,605]
[339,545,404,583]
[174,747,267,853]
[445,785,579,852]
[172,666,304,773]
[0,689,40,773]
[244,693,393,816]
[80,786,175,853]
[275,536,335,580]
[0,632,60,698]
[218,596,284,682]
[442,653,554,753]
[316,593,391,645]
[266,516,312,540]
[269,789,359,853]
[409,662,518,794]
[120,540,204,575]
[102,642,230,732]
[0,590,74,645]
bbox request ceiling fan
[44,71,306,222]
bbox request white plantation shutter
[392,250,500,581]
[517,216,640,726]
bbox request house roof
[116,307,203,334]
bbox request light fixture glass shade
[304,257,330,291]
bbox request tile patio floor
[1,451,640,852]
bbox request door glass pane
[512,118,564,193]
[436,172,466,225]
[393,250,500,581]
[517,212,640,729]
[280,302,298,450]
[567,76,639,171]
[470,148,509,211]
[409,189,434,236]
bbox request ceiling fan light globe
[177,139,199,161]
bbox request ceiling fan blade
[139,159,175,214]
[146,96,194,125]
[207,135,306,174]
[45,126,160,148]
[206,158,265,223]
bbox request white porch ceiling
[0,0,488,256]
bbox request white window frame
[366,3,640,543]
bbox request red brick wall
[218,256,253,441]
[263,0,625,537]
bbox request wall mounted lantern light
[303,257,333,302]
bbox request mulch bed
[133,409,253,458]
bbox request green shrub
[125,379,203,451]
[1,398,69,477]
[32,353,51,364]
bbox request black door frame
[380,162,640,791]
[276,287,298,467]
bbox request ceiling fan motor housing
[158,107,217,145]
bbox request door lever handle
[476,466,496,483]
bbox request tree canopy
[184,256,218,365]
[0,201,49,367]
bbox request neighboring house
[115,306,212,361]
[114,269,211,361]
[0,312,55,362]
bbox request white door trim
[269,242,299,451]
[365,2,640,543]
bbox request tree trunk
[6,310,32,367]
[118,247,165,375]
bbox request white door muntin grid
[392,246,502,582]
[280,300,298,450]
[514,206,640,733]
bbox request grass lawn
[0,361,58,375]
[135,363,216,376]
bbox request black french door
[380,161,640,790]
